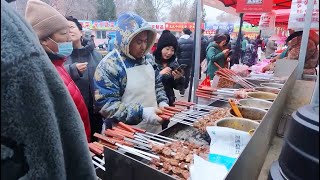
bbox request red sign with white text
[149,22,166,31]
[236,0,273,13]
[165,22,205,32]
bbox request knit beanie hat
[157,30,178,51]
[25,0,69,40]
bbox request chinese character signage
[205,22,234,33]
[259,12,276,37]
[288,0,319,30]
[79,20,117,31]
[165,22,205,32]
[236,0,273,13]
[148,22,166,31]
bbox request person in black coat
[64,16,103,140]
[199,29,208,79]
[177,28,194,96]
[153,30,185,128]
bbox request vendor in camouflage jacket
[94,12,169,134]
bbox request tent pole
[296,0,314,79]
[233,13,244,65]
[189,0,202,103]
[311,74,319,106]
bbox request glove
[159,101,169,108]
[142,107,163,124]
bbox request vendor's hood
[115,12,157,59]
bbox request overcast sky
[204,5,225,21]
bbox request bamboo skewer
[136,133,172,144]
[135,134,165,146]
[196,91,230,102]
[224,68,257,87]
[216,71,253,89]
[214,62,257,88]
[93,135,160,161]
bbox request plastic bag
[201,58,208,73]
[190,127,252,180]
[206,126,252,170]
[190,155,228,180]
[250,59,272,73]
[230,64,250,77]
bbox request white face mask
[47,37,73,58]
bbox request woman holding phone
[206,34,230,80]
[153,30,185,106]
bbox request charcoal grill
[104,147,175,180]
[101,100,229,180]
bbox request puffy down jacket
[51,57,91,142]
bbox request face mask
[48,37,73,58]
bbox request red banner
[165,22,205,32]
[236,0,272,13]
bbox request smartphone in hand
[177,64,188,72]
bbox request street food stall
[88,0,319,179]
[89,59,300,180]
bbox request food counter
[225,60,298,180]
[94,59,299,180]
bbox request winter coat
[1,1,95,179]
[241,38,248,51]
[94,12,168,125]
[242,43,258,67]
[286,30,319,75]
[265,40,277,57]
[155,58,185,106]
[50,54,91,142]
[177,34,194,66]
[64,40,102,112]
[206,42,227,80]
[200,36,208,63]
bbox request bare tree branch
[168,0,191,22]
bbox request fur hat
[156,30,178,51]
[25,0,69,40]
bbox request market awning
[215,0,292,10]
[243,9,291,26]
